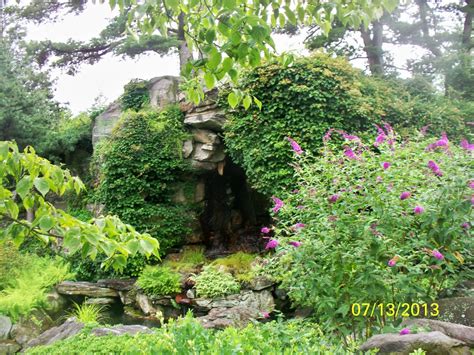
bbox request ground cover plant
[264,127,473,338]
[137,265,182,297]
[26,314,355,354]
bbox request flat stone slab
[402,319,474,346]
[91,325,153,337]
[56,281,119,298]
[96,279,136,291]
[184,110,226,131]
[25,318,84,349]
[359,331,469,354]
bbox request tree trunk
[462,0,473,52]
[360,21,384,76]
[415,0,442,57]
[178,12,193,72]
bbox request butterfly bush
[267,130,473,337]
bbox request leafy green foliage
[27,314,351,354]
[211,252,257,282]
[120,79,150,111]
[0,255,73,320]
[0,141,160,270]
[193,266,241,299]
[268,130,473,337]
[137,266,182,297]
[69,302,106,324]
[94,106,194,254]
[224,54,381,195]
[224,54,469,196]
[0,28,63,152]
[107,0,398,107]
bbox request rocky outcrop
[149,76,180,108]
[92,101,121,146]
[198,306,259,329]
[359,331,470,354]
[25,318,84,349]
[56,281,119,298]
[0,340,20,354]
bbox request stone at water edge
[96,279,135,291]
[85,297,117,305]
[359,331,470,354]
[0,316,12,340]
[435,297,474,327]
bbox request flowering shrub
[268,130,473,336]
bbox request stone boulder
[197,306,259,329]
[0,316,12,340]
[96,279,136,291]
[359,331,470,354]
[436,297,474,327]
[25,318,84,349]
[91,325,153,337]
[149,76,180,108]
[184,110,226,131]
[401,319,474,347]
[92,101,121,146]
[56,281,119,298]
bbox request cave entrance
[199,158,269,254]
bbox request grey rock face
[84,297,117,305]
[192,129,220,144]
[436,297,474,327]
[248,276,274,291]
[198,306,259,329]
[92,101,121,146]
[136,293,156,316]
[359,331,469,354]
[96,279,135,291]
[56,281,119,298]
[91,325,153,337]
[192,143,225,163]
[184,110,226,131]
[0,316,12,340]
[149,76,180,108]
[25,318,84,349]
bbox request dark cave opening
[199,158,270,254]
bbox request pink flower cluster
[427,160,443,176]
[286,137,303,155]
[374,123,395,148]
[272,196,284,214]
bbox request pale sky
[24,3,418,114]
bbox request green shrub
[268,129,473,337]
[27,314,350,354]
[223,54,468,196]
[69,302,106,324]
[120,79,150,111]
[0,255,74,320]
[94,106,195,255]
[193,266,241,298]
[224,53,379,196]
[137,266,182,297]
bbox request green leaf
[64,228,81,254]
[253,96,262,110]
[139,238,156,256]
[16,176,32,200]
[243,95,252,109]
[222,0,236,10]
[207,48,222,70]
[204,71,216,89]
[34,177,50,197]
[0,142,8,160]
[228,92,240,108]
[38,215,55,231]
